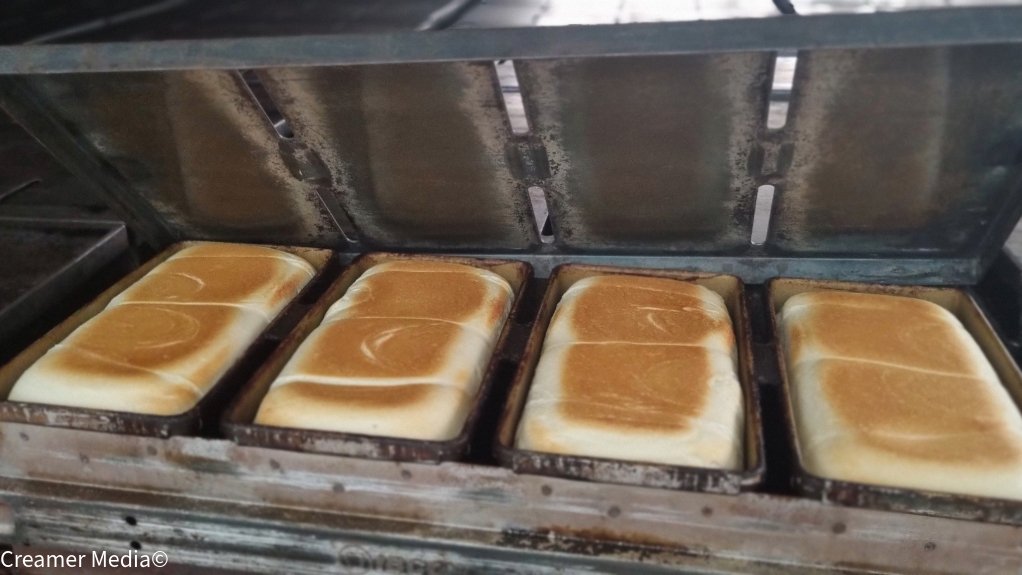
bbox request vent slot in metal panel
[751,184,775,246]
[515,53,773,253]
[259,62,539,251]
[771,44,1022,256]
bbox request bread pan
[221,252,532,463]
[769,278,1022,524]
[495,264,765,494]
[0,241,337,438]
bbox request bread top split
[516,274,744,469]
[9,242,314,415]
[780,289,1022,499]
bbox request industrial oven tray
[0,241,336,438]
[222,252,532,463]
[495,264,765,494]
[0,217,128,350]
[769,278,1022,524]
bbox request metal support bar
[0,423,1019,574]
[4,7,1022,74]
[343,251,984,284]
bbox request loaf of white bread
[515,275,745,469]
[254,260,513,440]
[9,243,314,415]
[780,290,1022,499]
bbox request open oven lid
[2,7,1022,283]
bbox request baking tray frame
[768,278,1022,524]
[221,252,532,463]
[495,264,765,494]
[0,241,337,439]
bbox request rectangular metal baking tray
[0,241,337,438]
[769,278,1022,524]
[221,252,532,463]
[495,264,765,494]
[0,217,128,351]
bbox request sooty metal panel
[515,53,772,253]
[14,71,344,246]
[772,45,1022,256]
[260,62,539,250]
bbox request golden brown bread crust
[334,269,504,326]
[551,282,732,346]
[281,317,473,380]
[115,257,309,312]
[257,260,513,438]
[59,303,257,388]
[260,381,438,413]
[784,290,949,317]
[254,381,472,440]
[364,260,495,275]
[554,343,711,431]
[810,359,1022,464]
[782,290,1022,497]
[785,298,982,375]
[515,273,744,468]
[12,346,201,415]
[573,275,714,295]
[170,243,312,263]
[9,242,313,415]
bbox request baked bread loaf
[255,260,513,440]
[254,381,472,441]
[515,275,744,469]
[323,261,513,335]
[780,290,1022,499]
[112,244,315,321]
[9,243,314,415]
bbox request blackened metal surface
[222,253,532,463]
[0,218,126,348]
[495,264,765,494]
[39,0,465,44]
[0,109,105,211]
[0,242,337,438]
[0,0,166,45]
[773,45,1022,257]
[516,53,771,252]
[0,76,175,247]
[7,71,347,247]
[260,63,539,250]
[768,278,1022,525]
[977,250,1022,362]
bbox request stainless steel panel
[1,424,1021,573]
[516,53,771,252]
[260,62,539,250]
[773,45,1022,256]
[15,70,346,246]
